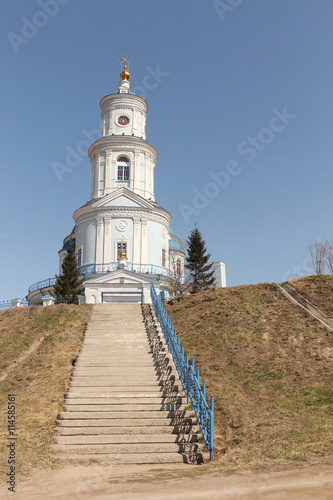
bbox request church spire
[119,54,131,81]
[118,54,131,93]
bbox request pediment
[83,269,155,286]
[92,188,154,210]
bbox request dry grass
[0,304,92,480]
[165,280,333,469]
[288,274,333,318]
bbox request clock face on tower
[118,115,130,126]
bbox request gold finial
[119,54,131,81]
[118,249,127,258]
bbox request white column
[90,158,95,199]
[96,215,104,266]
[129,154,134,190]
[142,114,146,139]
[133,218,140,264]
[141,218,148,265]
[102,113,106,136]
[134,150,140,194]
[111,153,116,189]
[104,215,112,264]
[150,160,155,200]
[132,109,137,135]
[144,154,149,198]
[105,152,111,193]
[94,154,100,198]
[109,110,114,134]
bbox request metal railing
[28,263,173,293]
[28,278,56,293]
[0,301,13,311]
[151,283,214,459]
[0,298,42,311]
[80,262,171,277]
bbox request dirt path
[1,464,332,499]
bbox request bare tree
[164,252,191,299]
[308,241,328,274]
[326,242,333,274]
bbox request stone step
[52,442,198,454]
[56,434,198,445]
[57,425,200,435]
[64,403,187,412]
[68,379,182,387]
[53,452,204,464]
[64,394,186,403]
[66,389,184,397]
[74,359,154,366]
[57,417,197,427]
[73,366,158,374]
[58,410,195,420]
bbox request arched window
[117,156,130,181]
[176,258,181,275]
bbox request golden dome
[120,64,130,81]
[118,249,127,258]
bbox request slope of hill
[0,304,92,479]
[287,275,333,318]
[165,280,333,469]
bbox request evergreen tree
[52,244,84,304]
[185,226,215,293]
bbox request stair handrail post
[186,353,189,404]
[210,394,214,459]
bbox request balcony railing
[28,262,172,294]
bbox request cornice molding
[100,93,148,114]
[74,206,171,227]
[88,136,158,161]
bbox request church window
[162,249,166,267]
[176,258,181,275]
[77,248,82,267]
[117,156,130,181]
[118,115,130,126]
[117,242,127,258]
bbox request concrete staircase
[54,304,206,464]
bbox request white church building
[27,58,226,304]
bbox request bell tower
[89,55,156,201]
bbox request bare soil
[1,463,333,499]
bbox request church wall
[147,220,168,269]
[79,220,96,265]
[110,218,133,262]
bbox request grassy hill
[0,276,332,479]
[0,304,92,479]
[165,276,333,469]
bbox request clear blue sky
[1,0,332,301]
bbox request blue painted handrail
[28,263,173,294]
[151,283,214,459]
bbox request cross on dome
[119,54,131,80]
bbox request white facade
[58,65,185,303]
